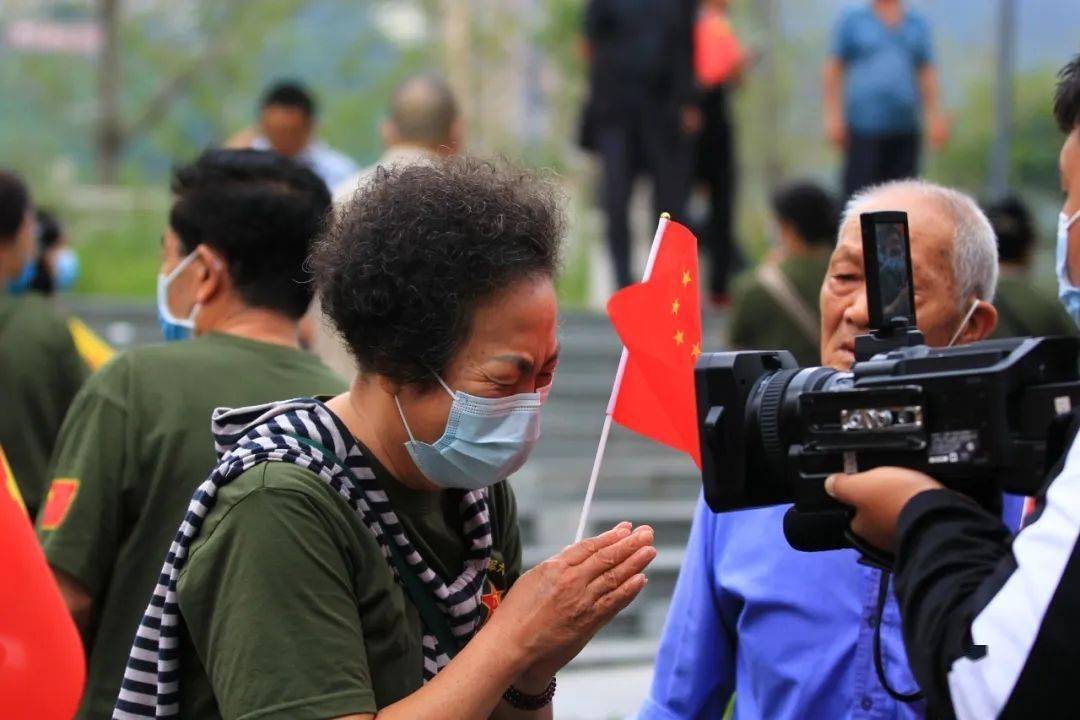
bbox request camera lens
[747,367,842,484]
[756,368,801,478]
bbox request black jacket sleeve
[892,489,1014,718]
[894,470,1080,718]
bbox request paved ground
[554,664,655,720]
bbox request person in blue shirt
[823,0,949,199]
[639,179,1025,720]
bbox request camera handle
[845,529,896,572]
[854,322,925,362]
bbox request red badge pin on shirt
[40,478,80,530]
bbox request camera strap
[872,571,925,704]
[840,451,923,702]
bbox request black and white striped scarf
[113,398,492,719]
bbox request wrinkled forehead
[837,188,955,278]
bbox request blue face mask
[1056,209,1080,327]
[395,373,549,490]
[52,247,80,292]
[156,252,200,342]
[6,257,36,294]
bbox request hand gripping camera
[695,211,1080,560]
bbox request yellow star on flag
[673,329,685,346]
[691,343,701,359]
[681,270,692,287]
[671,298,680,316]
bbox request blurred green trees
[0,1,1070,298]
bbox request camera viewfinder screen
[874,222,913,323]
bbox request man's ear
[965,300,998,342]
[192,244,227,306]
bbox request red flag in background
[607,221,703,467]
[0,445,86,719]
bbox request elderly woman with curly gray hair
[115,158,655,720]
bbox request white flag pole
[574,214,672,543]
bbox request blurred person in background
[582,0,697,289]
[22,208,115,371]
[308,72,464,379]
[694,0,751,306]
[728,181,839,365]
[114,158,656,719]
[332,72,462,203]
[984,194,1076,339]
[824,0,949,199]
[36,149,347,719]
[0,171,87,519]
[639,180,1014,720]
[228,80,359,189]
[28,209,79,295]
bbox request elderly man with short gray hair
[639,179,1021,720]
[820,179,999,370]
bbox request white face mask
[156,251,201,342]
[947,299,980,347]
[395,373,550,490]
[1056,209,1080,327]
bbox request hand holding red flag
[607,220,703,467]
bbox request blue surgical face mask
[395,373,550,490]
[1056,209,1080,328]
[52,247,79,292]
[156,252,200,342]
[6,257,36,294]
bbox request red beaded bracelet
[502,676,557,711]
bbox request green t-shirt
[37,332,346,720]
[991,273,1077,340]
[0,293,88,516]
[174,459,522,720]
[728,251,832,366]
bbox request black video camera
[695,210,1080,560]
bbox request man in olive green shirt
[729,182,839,365]
[0,170,88,517]
[985,195,1076,339]
[37,150,345,719]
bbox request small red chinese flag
[607,220,703,467]
[0,445,86,719]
